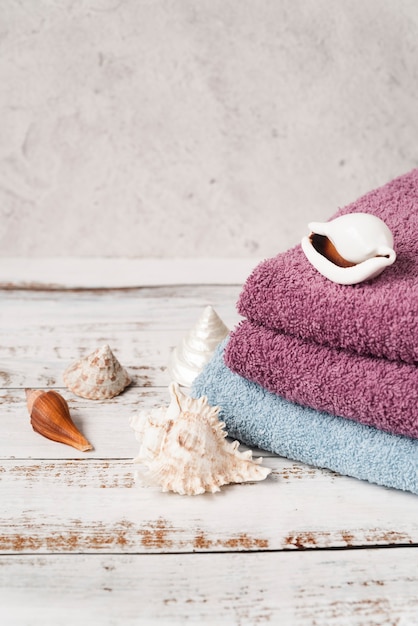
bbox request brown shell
[26,389,93,452]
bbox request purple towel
[238,169,418,363]
[224,320,418,439]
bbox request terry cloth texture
[237,168,418,364]
[192,342,418,495]
[224,320,418,439]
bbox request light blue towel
[191,341,418,494]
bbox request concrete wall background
[1,0,417,258]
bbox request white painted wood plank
[0,330,178,388]
[0,388,141,459]
[0,284,242,331]
[1,458,417,553]
[1,388,205,459]
[0,550,417,625]
[0,387,274,459]
[1,388,274,460]
[0,258,261,289]
[0,285,241,388]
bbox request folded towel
[237,169,418,363]
[192,341,418,494]
[224,320,418,439]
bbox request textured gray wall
[1,0,417,258]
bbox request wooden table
[1,259,417,626]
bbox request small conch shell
[301,212,396,285]
[130,383,271,495]
[168,306,229,387]
[26,389,93,451]
[63,344,131,400]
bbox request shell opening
[309,233,392,268]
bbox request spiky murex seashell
[168,306,229,387]
[301,212,396,285]
[63,344,131,400]
[26,389,93,451]
[130,383,271,495]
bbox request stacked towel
[224,321,418,438]
[192,169,418,493]
[236,168,418,363]
[192,342,418,495]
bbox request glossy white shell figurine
[168,305,229,387]
[130,383,271,496]
[301,212,396,285]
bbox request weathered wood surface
[1,456,417,554]
[0,285,241,388]
[1,388,277,459]
[1,260,417,625]
[1,549,418,626]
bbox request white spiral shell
[168,306,229,387]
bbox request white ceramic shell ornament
[301,212,396,285]
[130,383,271,496]
[168,305,229,387]
[63,344,131,400]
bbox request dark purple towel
[238,169,418,363]
[224,320,418,439]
